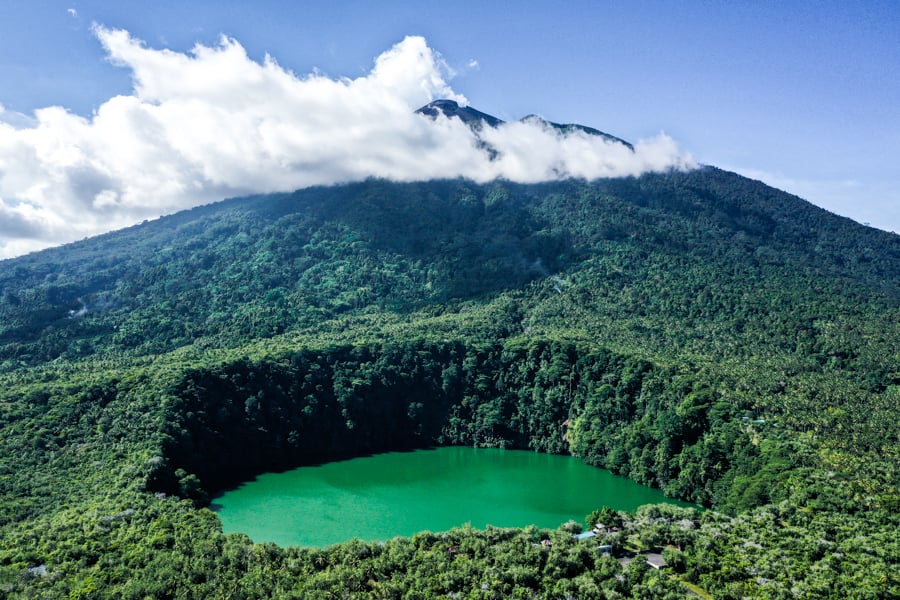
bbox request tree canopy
[1,170,898,597]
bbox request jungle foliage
[1,169,898,598]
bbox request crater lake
[212,446,695,547]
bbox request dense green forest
[1,169,898,598]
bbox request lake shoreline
[213,446,697,547]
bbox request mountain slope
[2,168,895,367]
[0,170,898,597]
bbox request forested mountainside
[1,169,898,598]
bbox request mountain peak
[415,99,504,129]
[520,114,634,150]
[416,99,633,150]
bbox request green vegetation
[1,169,898,597]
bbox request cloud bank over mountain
[0,28,694,258]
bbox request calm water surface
[213,447,693,547]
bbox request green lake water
[212,447,693,547]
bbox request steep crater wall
[152,339,771,510]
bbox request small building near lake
[646,553,667,569]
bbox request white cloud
[67,8,78,18]
[0,28,694,259]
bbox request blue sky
[0,1,898,256]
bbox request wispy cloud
[0,27,694,258]
[729,166,900,232]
